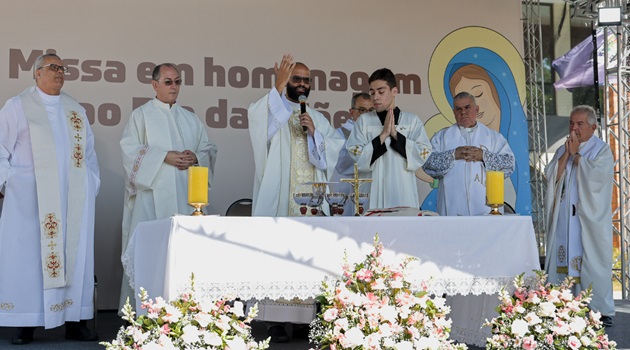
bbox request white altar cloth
[122,215,539,346]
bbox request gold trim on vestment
[288,111,315,216]
[68,111,85,168]
[49,299,73,312]
[0,302,14,311]
[42,213,63,278]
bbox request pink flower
[523,335,537,350]
[356,268,373,282]
[323,308,339,322]
[545,333,554,345]
[160,323,171,335]
[567,335,581,349]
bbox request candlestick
[486,170,504,215]
[486,170,504,205]
[188,166,209,215]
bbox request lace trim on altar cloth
[120,254,539,300]
[158,276,537,301]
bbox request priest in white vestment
[330,93,373,216]
[119,63,217,311]
[346,68,431,210]
[0,54,100,344]
[247,54,344,342]
[544,105,615,326]
[248,54,344,217]
[422,92,515,216]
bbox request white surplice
[345,111,431,209]
[248,89,344,217]
[422,123,515,216]
[119,98,217,310]
[0,86,100,329]
[544,135,615,317]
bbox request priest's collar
[36,86,61,104]
[458,123,479,133]
[376,107,400,125]
[153,97,177,109]
[282,94,300,110]
[35,86,60,99]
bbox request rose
[538,301,556,317]
[323,307,339,322]
[510,319,529,338]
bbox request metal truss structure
[601,19,630,300]
[523,0,630,299]
[522,0,549,257]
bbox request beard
[286,83,310,102]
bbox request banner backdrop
[0,0,526,309]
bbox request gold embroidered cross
[74,134,82,143]
[420,148,430,159]
[47,240,57,250]
[350,146,361,157]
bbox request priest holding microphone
[248,54,344,217]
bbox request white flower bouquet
[484,270,617,350]
[309,235,467,350]
[101,275,269,350]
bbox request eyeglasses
[291,75,312,84]
[39,64,68,73]
[157,78,182,86]
[351,107,374,114]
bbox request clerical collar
[154,97,177,109]
[36,86,61,104]
[376,107,401,125]
[458,123,478,133]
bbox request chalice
[293,192,312,216]
[325,192,348,216]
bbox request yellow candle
[188,166,208,204]
[486,170,504,205]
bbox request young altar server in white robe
[119,63,217,311]
[248,54,344,217]
[247,54,343,342]
[0,54,100,344]
[346,68,432,210]
[330,93,373,216]
[544,105,615,327]
[422,92,515,216]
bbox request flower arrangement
[101,274,269,350]
[484,270,617,350]
[309,234,467,350]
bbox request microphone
[299,95,307,131]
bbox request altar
[122,215,540,346]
